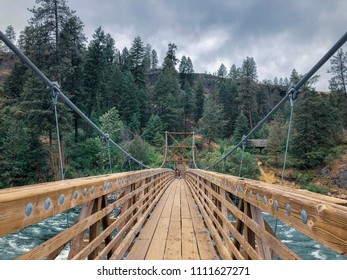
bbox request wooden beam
[0,169,174,237]
[187,170,347,258]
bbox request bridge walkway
[126,179,218,260]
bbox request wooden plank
[184,181,218,260]
[97,180,170,260]
[182,218,200,260]
[67,200,94,259]
[144,181,178,259]
[126,184,172,259]
[188,180,232,259]
[180,181,200,259]
[164,180,182,260]
[250,205,272,259]
[145,217,170,260]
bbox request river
[0,208,345,260]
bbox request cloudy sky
[1,0,346,91]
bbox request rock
[319,166,331,175]
[336,169,347,189]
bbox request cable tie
[288,87,299,101]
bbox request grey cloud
[1,0,346,91]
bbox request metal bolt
[274,200,279,211]
[59,194,65,205]
[301,209,308,224]
[286,204,291,216]
[44,198,51,210]
[25,203,33,217]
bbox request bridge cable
[274,91,296,235]
[280,92,296,186]
[191,131,199,169]
[128,155,132,171]
[104,133,112,173]
[238,136,247,177]
[159,132,169,168]
[51,84,65,181]
[0,31,151,170]
[51,83,71,227]
[204,31,347,171]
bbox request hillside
[0,51,17,82]
[257,142,347,200]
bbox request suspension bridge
[0,31,347,260]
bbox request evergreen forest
[0,0,346,193]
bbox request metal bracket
[288,87,299,101]
[104,133,110,145]
[50,82,61,105]
[241,135,247,151]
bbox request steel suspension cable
[159,132,169,168]
[104,134,112,173]
[51,85,71,227]
[238,136,247,177]
[205,31,347,171]
[52,86,64,181]
[191,131,199,169]
[0,31,151,170]
[274,92,296,235]
[280,93,296,185]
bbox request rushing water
[0,209,345,260]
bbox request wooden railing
[185,169,347,260]
[0,169,174,259]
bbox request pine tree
[129,36,146,89]
[198,95,226,144]
[58,15,86,142]
[194,81,204,123]
[0,26,16,52]
[232,111,249,144]
[152,43,182,131]
[0,109,49,187]
[217,63,227,78]
[27,0,75,82]
[291,90,342,168]
[181,82,194,131]
[118,71,140,125]
[151,49,159,69]
[267,116,288,166]
[218,79,239,137]
[179,56,194,87]
[229,64,240,81]
[142,114,164,147]
[120,47,131,71]
[83,27,115,120]
[238,57,259,129]
[328,48,347,128]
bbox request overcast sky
[1,0,347,91]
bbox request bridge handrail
[185,169,347,258]
[0,169,173,238]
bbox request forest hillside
[0,0,346,199]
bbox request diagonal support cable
[280,92,296,185]
[51,83,64,181]
[0,31,151,170]
[205,31,347,171]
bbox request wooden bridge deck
[126,179,218,260]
